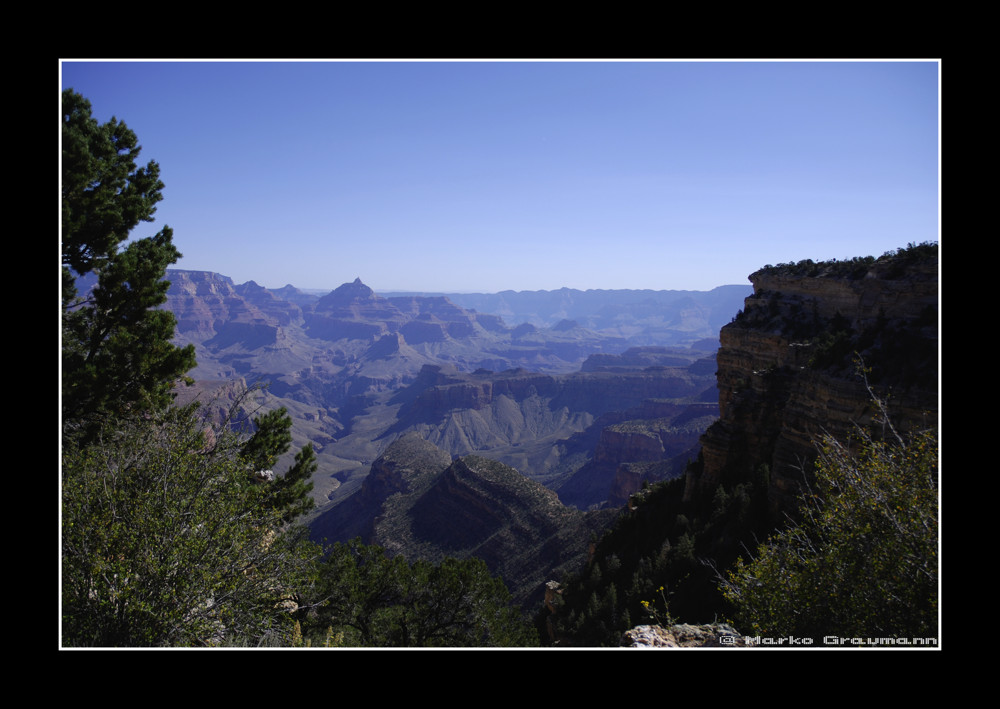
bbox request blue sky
[60,60,939,294]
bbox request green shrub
[61,403,319,647]
[307,539,537,647]
[721,424,938,641]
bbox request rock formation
[159,270,747,513]
[310,434,616,607]
[620,623,746,648]
[687,244,939,510]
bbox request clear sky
[60,59,940,294]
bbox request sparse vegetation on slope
[721,423,938,640]
[300,538,537,647]
[538,463,772,646]
[313,435,617,609]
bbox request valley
[165,270,747,514]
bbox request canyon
[156,244,938,625]
[164,270,744,510]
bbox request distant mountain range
[380,284,751,343]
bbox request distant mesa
[314,278,390,312]
[362,332,412,360]
[552,319,580,332]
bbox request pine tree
[307,539,536,647]
[272,443,317,523]
[240,407,293,472]
[240,405,316,522]
[61,89,195,437]
[60,91,320,648]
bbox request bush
[306,539,537,647]
[61,403,319,647]
[720,423,938,641]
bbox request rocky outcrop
[304,278,407,341]
[307,282,494,345]
[557,401,718,510]
[688,244,939,510]
[388,295,481,341]
[399,367,557,420]
[620,623,746,648]
[167,270,279,335]
[595,424,669,464]
[601,407,716,508]
[309,433,452,548]
[166,271,286,353]
[233,280,302,326]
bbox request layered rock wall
[167,270,294,334]
[687,246,939,510]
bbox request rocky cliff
[687,244,938,510]
[167,270,289,338]
[553,399,718,510]
[533,244,939,645]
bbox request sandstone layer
[687,245,939,510]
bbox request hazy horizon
[61,59,940,293]
[164,266,753,296]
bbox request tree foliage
[61,88,195,436]
[304,539,537,647]
[61,402,321,647]
[720,425,939,640]
[541,465,773,646]
[240,407,293,472]
[240,405,316,523]
[60,91,322,647]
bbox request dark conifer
[61,89,195,436]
